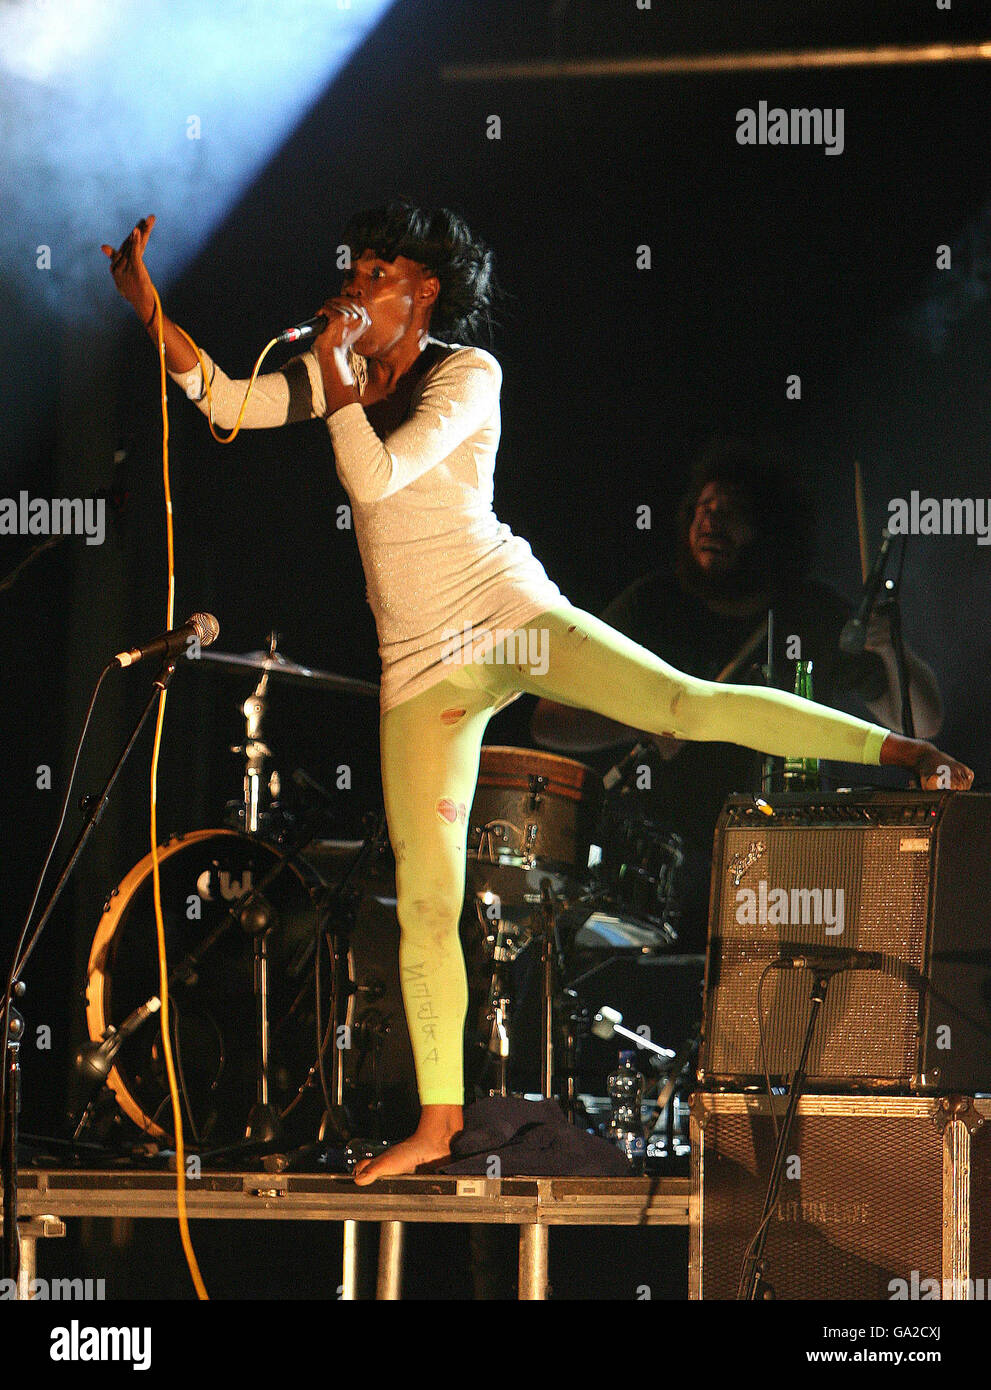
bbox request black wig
[341,199,497,345]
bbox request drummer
[531,440,945,949]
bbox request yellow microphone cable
[174,323,281,443]
[144,292,284,1299]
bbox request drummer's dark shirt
[591,567,888,949]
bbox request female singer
[103,203,973,1183]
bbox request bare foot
[353,1104,463,1185]
[880,735,975,790]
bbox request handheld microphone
[276,303,370,345]
[114,612,219,669]
[839,529,893,655]
[276,314,329,345]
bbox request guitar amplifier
[698,791,991,1092]
[689,1092,991,1300]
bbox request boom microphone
[74,997,161,1082]
[839,529,893,655]
[776,947,885,974]
[114,612,219,669]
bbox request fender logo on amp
[728,841,766,886]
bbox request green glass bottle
[783,659,821,791]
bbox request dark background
[2,0,990,1298]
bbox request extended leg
[485,603,888,765]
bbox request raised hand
[101,215,157,320]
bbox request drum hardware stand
[642,1023,700,1158]
[229,631,279,836]
[474,897,531,1098]
[2,660,178,1280]
[241,895,280,1144]
[310,814,391,1147]
[556,988,583,1124]
[193,820,333,1164]
[536,880,575,1115]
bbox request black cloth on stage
[438,1096,630,1176]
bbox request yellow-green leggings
[379,602,888,1105]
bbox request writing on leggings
[402,958,439,1065]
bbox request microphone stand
[1,661,177,1282]
[874,538,915,739]
[739,963,836,1301]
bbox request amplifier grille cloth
[705,826,931,1082]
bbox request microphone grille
[190,612,220,648]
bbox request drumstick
[714,620,769,684]
[854,459,870,584]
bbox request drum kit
[79,635,692,1164]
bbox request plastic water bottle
[606,1050,646,1174]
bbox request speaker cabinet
[689,1093,991,1300]
[699,792,991,1091]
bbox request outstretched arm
[102,214,325,430]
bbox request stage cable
[145,297,282,1298]
[143,301,293,1298]
[147,287,209,1301]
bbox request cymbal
[197,649,379,698]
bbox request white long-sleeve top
[169,340,562,709]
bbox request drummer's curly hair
[675,438,816,595]
[340,199,498,345]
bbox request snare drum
[466,746,601,917]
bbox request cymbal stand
[231,631,279,835]
[474,895,530,1098]
[536,880,574,1118]
[314,815,390,1145]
